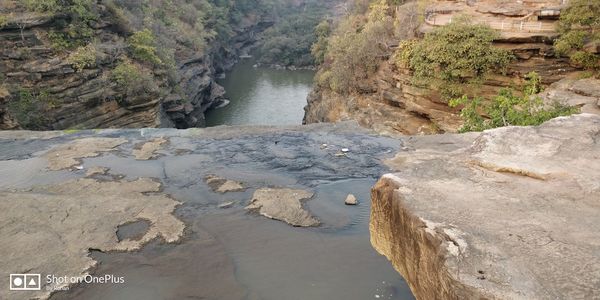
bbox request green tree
[311,20,331,65]
[554,0,600,71]
[318,0,396,93]
[397,18,513,99]
[449,72,578,132]
[128,29,163,66]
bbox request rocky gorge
[0,115,598,299]
[0,1,273,130]
[304,0,600,135]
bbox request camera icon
[10,274,41,291]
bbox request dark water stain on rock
[116,219,152,242]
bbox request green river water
[206,59,315,126]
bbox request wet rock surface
[370,114,600,300]
[205,174,246,193]
[0,122,413,300]
[246,187,318,227]
[0,178,185,300]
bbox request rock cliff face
[370,114,600,299]
[304,0,586,135]
[0,4,271,130]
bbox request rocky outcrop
[539,77,600,115]
[370,114,600,299]
[0,4,271,130]
[304,0,583,136]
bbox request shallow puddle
[51,177,414,300]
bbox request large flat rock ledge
[370,114,600,300]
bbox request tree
[311,20,331,65]
[397,17,513,99]
[554,0,600,71]
[449,72,578,132]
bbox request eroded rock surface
[133,137,167,160]
[0,122,401,299]
[370,114,600,299]
[246,188,318,227]
[44,137,126,170]
[205,174,246,193]
[0,178,185,300]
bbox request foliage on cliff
[554,0,600,72]
[257,0,336,67]
[397,18,513,99]
[314,0,417,94]
[449,72,578,132]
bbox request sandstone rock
[345,194,358,205]
[539,78,600,116]
[246,188,319,227]
[133,137,168,160]
[85,166,109,176]
[44,137,127,170]
[0,178,185,300]
[370,114,600,300]
[205,175,246,193]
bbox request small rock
[74,165,84,170]
[335,152,346,157]
[345,194,358,205]
[85,166,109,177]
[218,201,235,209]
[341,148,350,153]
[205,175,246,193]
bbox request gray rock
[371,114,600,300]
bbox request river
[206,59,315,126]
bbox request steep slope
[304,0,593,135]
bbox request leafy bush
[67,43,97,71]
[311,20,331,65]
[257,0,333,67]
[7,88,54,129]
[128,29,163,66]
[449,72,578,132]
[554,0,600,71]
[27,0,98,51]
[111,59,157,98]
[0,14,8,29]
[318,0,396,93]
[22,0,62,13]
[397,18,513,99]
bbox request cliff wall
[0,2,271,130]
[304,0,588,135]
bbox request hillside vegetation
[308,0,580,132]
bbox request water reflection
[206,59,315,126]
